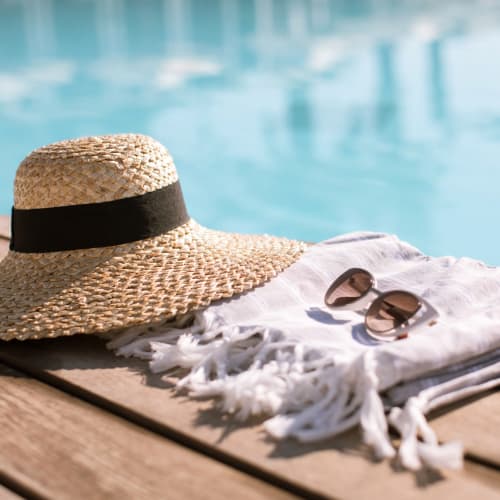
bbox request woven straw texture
[0,134,306,340]
[15,134,178,209]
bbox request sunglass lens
[325,269,373,307]
[365,291,420,334]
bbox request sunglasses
[324,268,439,342]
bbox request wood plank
[0,484,22,499]
[430,391,500,466]
[0,362,292,500]
[0,337,498,500]
[0,215,9,239]
[464,461,500,492]
[0,237,8,257]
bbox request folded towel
[108,232,500,470]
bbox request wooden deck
[0,214,498,499]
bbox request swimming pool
[2,0,500,264]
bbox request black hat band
[10,181,189,253]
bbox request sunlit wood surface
[0,215,498,499]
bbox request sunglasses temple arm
[420,297,440,323]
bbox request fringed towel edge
[107,310,471,471]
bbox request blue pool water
[2,0,500,264]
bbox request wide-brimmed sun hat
[0,134,306,341]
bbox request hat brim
[0,219,306,340]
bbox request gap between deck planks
[0,483,22,499]
[0,362,292,500]
[0,216,499,499]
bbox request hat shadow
[0,334,175,390]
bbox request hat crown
[14,134,178,209]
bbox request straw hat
[0,134,306,341]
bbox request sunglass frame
[324,268,439,342]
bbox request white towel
[107,232,500,470]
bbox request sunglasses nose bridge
[352,288,379,311]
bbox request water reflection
[2,0,500,263]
